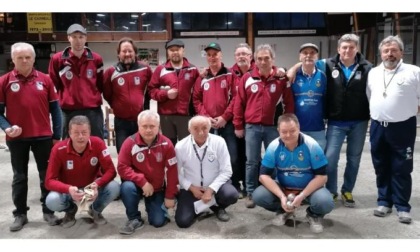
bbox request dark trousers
[6,139,54,216]
[114,117,138,153]
[175,182,238,228]
[210,122,242,189]
[232,136,246,190]
[61,107,104,139]
[370,116,417,212]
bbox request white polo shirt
[367,60,420,122]
[175,133,232,193]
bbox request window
[114,13,139,31]
[255,13,327,35]
[54,13,82,32]
[141,13,166,32]
[85,13,111,31]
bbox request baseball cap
[299,43,319,53]
[204,42,221,51]
[67,23,87,35]
[165,39,184,49]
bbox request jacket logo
[355,71,361,80]
[134,76,140,85]
[87,69,93,79]
[270,83,276,93]
[67,160,74,170]
[65,71,73,80]
[184,73,190,80]
[136,152,145,163]
[251,84,258,93]
[90,157,98,166]
[156,152,162,162]
[332,69,339,79]
[203,82,210,91]
[11,83,20,92]
[36,82,44,90]
[117,77,125,86]
[221,80,227,88]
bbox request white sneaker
[306,214,324,233]
[397,211,412,224]
[272,212,293,226]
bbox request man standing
[103,37,152,153]
[229,42,255,198]
[175,115,238,228]
[233,44,294,208]
[367,35,420,224]
[45,115,120,228]
[0,42,62,232]
[291,43,327,150]
[148,39,199,146]
[317,34,372,207]
[253,113,334,233]
[118,110,178,235]
[48,23,105,139]
[193,42,239,198]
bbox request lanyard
[192,143,207,187]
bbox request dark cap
[67,23,87,35]
[204,42,221,51]
[299,43,319,53]
[165,39,184,49]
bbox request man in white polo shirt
[367,35,420,224]
[174,115,238,228]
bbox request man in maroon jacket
[103,37,152,153]
[117,110,178,235]
[45,115,120,228]
[48,23,105,139]
[233,44,295,209]
[148,39,199,146]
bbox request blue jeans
[45,180,120,213]
[302,130,326,151]
[253,183,334,217]
[61,107,104,139]
[120,181,168,228]
[114,117,138,153]
[325,120,368,195]
[245,124,279,195]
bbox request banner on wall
[27,13,53,34]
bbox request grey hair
[69,115,91,130]
[188,115,211,130]
[137,110,160,124]
[11,42,36,58]
[235,43,252,54]
[337,34,359,47]
[378,35,404,52]
[254,44,275,60]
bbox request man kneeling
[253,113,334,233]
[45,115,120,228]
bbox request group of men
[0,20,418,236]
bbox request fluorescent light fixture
[174,21,182,25]
[131,14,139,18]
[123,26,129,30]
[226,21,232,25]
[129,21,136,24]
[95,20,101,23]
[97,14,105,17]
[141,13,146,16]
[142,24,150,26]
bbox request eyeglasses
[235,52,251,57]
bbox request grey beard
[384,60,398,69]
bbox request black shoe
[61,204,78,228]
[10,214,28,232]
[43,213,61,226]
[216,209,230,222]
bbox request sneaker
[237,188,244,199]
[119,219,145,235]
[245,195,256,208]
[331,193,338,203]
[61,204,78,228]
[10,214,28,232]
[397,211,412,224]
[306,214,324,233]
[272,212,293,226]
[88,206,107,225]
[215,209,230,222]
[43,213,60,226]
[373,206,392,217]
[341,192,355,208]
